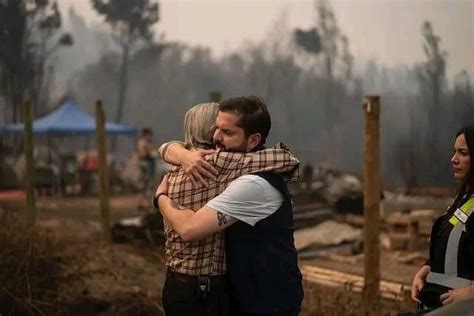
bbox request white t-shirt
[206,174,284,226]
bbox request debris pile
[111,212,164,245]
[386,209,436,251]
[293,166,364,215]
[294,220,361,251]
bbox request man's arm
[159,141,217,186]
[158,196,237,242]
[156,174,282,242]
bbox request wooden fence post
[23,100,36,225]
[95,100,111,241]
[209,91,221,103]
[362,96,381,312]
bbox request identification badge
[454,208,469,224]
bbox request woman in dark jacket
[411,125,474,311]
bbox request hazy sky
[58,0,473,81]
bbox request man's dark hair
[142,128,152,136]
[218,96,271,146]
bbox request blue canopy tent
[0,101,137,135]
[0,101,138,193]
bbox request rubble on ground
[111,211,164,245]
[293,166,364,215]
[294,220,361,251]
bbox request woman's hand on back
[182,149,217,187]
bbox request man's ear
[247,133,262,151]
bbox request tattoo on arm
[217,212,230,226]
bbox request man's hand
[411,265,430,303]
[181,149,218,187]
[440,286,474,306]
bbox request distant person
[137,128,155,209]
[79,152,98,195]
[410,125,474,312]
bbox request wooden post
[362,96,381,312]
[209,91,221,103]
[23,100,36,225]
[95,100,111,241]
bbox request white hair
[184,102,219,149]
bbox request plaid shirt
[161,143,300,276]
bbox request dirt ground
[0,193,446,315]
[1,195,166,315]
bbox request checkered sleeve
[208,143,300,183]
[158,141,185,162]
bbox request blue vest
[225,172,304,314]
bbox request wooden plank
[301,265,410,301]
